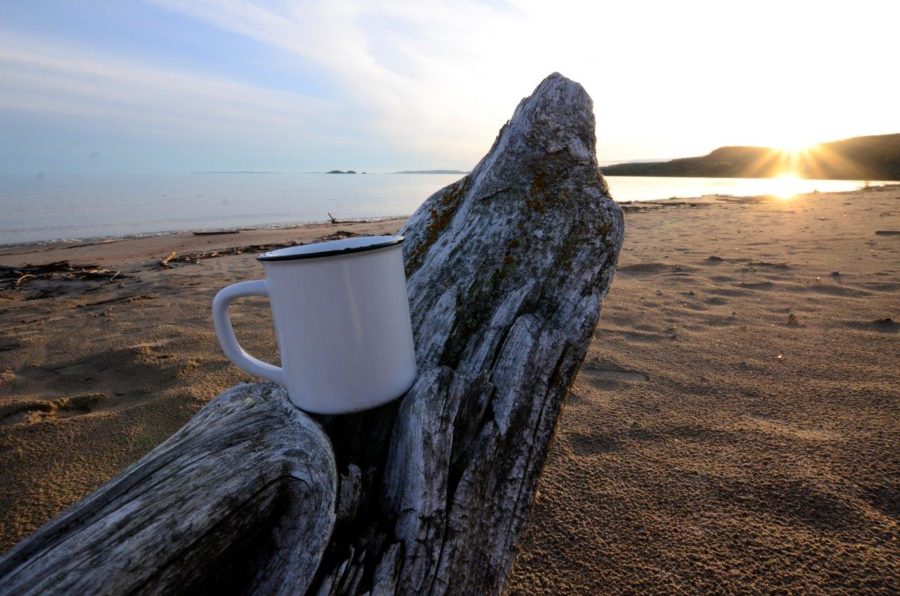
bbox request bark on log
[0,72,623,594]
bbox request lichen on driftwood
[0,72,623,595]
[314,72,622,594]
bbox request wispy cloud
[0,35,341,138]
[1,0,898,172]
[144,0,536,161]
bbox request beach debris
[158,252,177,268]
[0,73,623,595]
[787,313,800,327]
[157,231,359,267]
[317,230,358,242]
[63,239,119,250]
[874,230,900,236]
[830,271,841,277]
[0,261,124,291]
[164,243,297,265]
[74,294,158,309]
[192,229,240,236]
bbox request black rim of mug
[257,235,404,262]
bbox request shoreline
[3,181,897,251]
[0,214,411,254]
[0,217,410,269]
[1,188,898,592]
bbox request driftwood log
[0,384,337,595]
[0,73,623,594]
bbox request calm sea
[0,173,885,245]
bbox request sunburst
[768,173,806,200]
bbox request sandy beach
[1,188,898,592]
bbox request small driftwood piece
[192,229,241,236]
[0,73,623,594]
[0,384,336,595]
[0,261,123,290]
[157,251,177,269]
[161,233,357,266]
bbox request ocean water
[0,172,884,245]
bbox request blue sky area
[1,0,898,173]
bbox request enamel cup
[212,235,417,414]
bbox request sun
[771,140,821,181]
[768,126,817,156]
[777,140,814,155]
[769,174,805,200]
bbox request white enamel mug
[212,235,417,414]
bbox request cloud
[144,0,537,162]
[2,0,898,171]
[0,2,532,169]
[0,34,341,140]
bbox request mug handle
[212,280,285,385]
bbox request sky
[1,0,898,174]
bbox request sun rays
[733,142,872,199]
[739,142,866,188]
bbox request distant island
[391,170,469,175]
[326,170,357,174]
[192,171,280,174]
[600,133,900,181]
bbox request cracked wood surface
[0,72,622,595]
[0,383,337,595]
[312,72,623,594]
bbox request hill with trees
[601,134,900,180]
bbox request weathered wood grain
[0,383,337,595]
[0,72,622,595]
[310,72,624,594]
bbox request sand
[1,189,898,592]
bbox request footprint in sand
[744,261,791,271]
[580,359,649,388]
[716,476,863,531]
[707,287,753,297]
[844,318,898,333]
[738,281,776,290]
[617,262,671,276]
[616,262,697,277]
[0,393,108,425]
[861,281,900,292]
[788,284,872,297]
[567,431,619,455]
[701,314,737,327]
[0,339,21,353]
